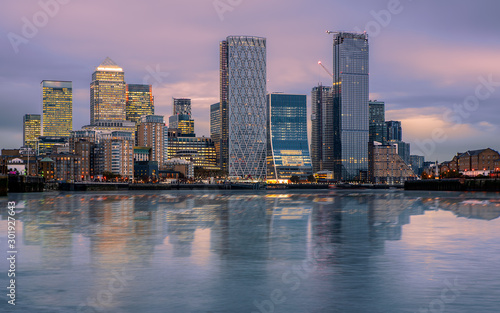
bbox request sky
[1,0,499,162]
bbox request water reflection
[1,191,499,312]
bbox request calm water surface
[1,190,499,313]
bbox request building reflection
[8,191,500,277]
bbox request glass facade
[332,32,369,181]
[167,130,218,171]
[267,93,312,180]
[369,100,386,144]
[311,85,333,173]
[386,121,402,142]
[41,80,72,137]
[23,114,41,149]
[169,98,195,136]
[222,36,267,179]
[90,57,126,125]
[126,84,154,124]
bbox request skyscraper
[90,57,126,125]
[267,93,312,181]
[23,114,41,149]
[331,32,369,181]
[41,80,72,137]
[369,100,386,144]
[386,121,402,142]
[310,85,333,173]
[220,35,267,179]
[126,84,154,124]
[169,98,194,136]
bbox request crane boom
[317,61,333,78]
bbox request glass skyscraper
[311,85,333,173]
[169,98,194,136]
[41,80,72,137]
[386,121,402,142]
[369,100,386,144]
[126,84,154,124]
[90,57,126,125]
[267,93,312,181]
[23,114,41,149]
[220,36,267,179]
[332,32,369,181]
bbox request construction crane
[317,61,333,78]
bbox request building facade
[101,131,134,179]
[126,84,154,124]
[310,85,333,173]
[167,129,218,171]
[90,57,126,125]
[369,101,386,144]
[137,115,166,167]
[210,102,227,172]
[267,93,312,181]
[386,121,402,142]
[369,142,417,184]
[41,80,72,137]
[220,35,267,179]
[23,114,41,149]
[331,32,369,181]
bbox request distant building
[210,102,224,170]
[164,158,194,179]
[369,101,386,144]
[41,80,72,137]
[134,146,151,162]
[23,114,41,150]
[220,36,267,179]
[38,136,69,155]
[369,142,417,184]
[386,121,402,142]
[445,148,500,176]
[90,57,126,125]
[101,131,134,179]
[266,93,312,181]
[82,120,136,143]
[331,32,369,181]
[167,129,218,171]
[50,153,82,182]
[134,161,158,181]
[310,85,333,173]
[70,130,100,180]
[126,84,154,124]
[137,115,166,167]
[168,98,194,136]
[410,155,425,176]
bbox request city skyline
[1,0,499,162]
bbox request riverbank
[405,179,500,192]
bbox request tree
[307,174,316,183]
[290,175,300,184]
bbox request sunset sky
[1,0,499,161]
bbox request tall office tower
[331,32,369,181]
[126,84,154,124]
[173,98,191,115]
[210,102,227,171]
[137,115,166,166]
[90,57,126,125]
[369,100,386,144]
[169,98,194,136]
[386,121,402,142]
[23,114,41,149]
[41,80,72,137]
[310,85,333,173]
[267,93,312,181]
[220,35,267,179]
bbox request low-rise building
[369,142,417,184]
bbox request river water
[1,190,499,313]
